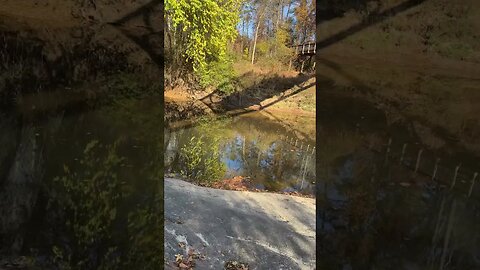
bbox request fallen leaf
[175,254,183,263]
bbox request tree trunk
[251,21,261,64]
[274,0,285,57]
[276,0,284,30]
[241,18,245,54]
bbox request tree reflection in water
[0,98,163,268]
[165,114,316,195]
[316,108,480,269]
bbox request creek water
[165,112,316,195]
[316,90,480,269]
[1,86,478,269]
[0,97,163,266]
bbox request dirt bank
[318,0,480,157]
[165,65,316,127]
[0,0,163,110]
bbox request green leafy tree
[165,0,241,90]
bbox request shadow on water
[316,84,480,269]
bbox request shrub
[180,135,226,184]
[196,56,237,94]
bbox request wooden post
[468,172,478,197]
[300,59,305,73]
[415,149,423,173]
[432,158,440,181]
[450,164,461,189]
[400,143,407,164]
[312,147,315,155]
[438,199,457,270]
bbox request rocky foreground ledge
[164,178,316,269]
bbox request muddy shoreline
[165,74,316,126]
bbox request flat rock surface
[164,178,316,270]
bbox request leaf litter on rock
[224,260,249,270]
[173,248,206,269]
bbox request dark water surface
[316,91,480,269]
[0,97,163,268]
[165,112,316,195]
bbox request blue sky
[236,2,299,39]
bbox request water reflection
[165,113,316,195]
[316,93,480,269]
[0,97,163,268]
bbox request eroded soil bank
[0,0,163,111]
[165,62,316,132]
[318,0,480,157]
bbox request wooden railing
[291,42,316,55]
